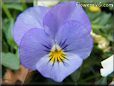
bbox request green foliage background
[1,0,114,85]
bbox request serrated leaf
[2,52,20,70]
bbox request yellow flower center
[49,44,67,64]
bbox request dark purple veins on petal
[58,38,71,52]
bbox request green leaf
[99,13,111,25]
[71,68,81,84]
[2,4,12,20]
[95,77,107,85]
[2,52,20,70]
[90,11,114,42]
[5,3,24,11]
[2,40,9,52]
[6,19,16,47]
[3,18,17,49]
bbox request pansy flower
[13,1,93,82]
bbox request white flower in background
[34,0,60,7]
[100,55,114,77]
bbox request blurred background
[1,0,114,85]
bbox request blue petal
[43,1,91,38]
[19,28,53,70]
[36,53,83,82]
[55,21,93,59]
[13,6,49,45]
